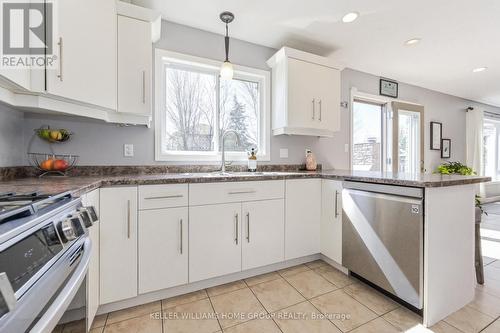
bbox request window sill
[155,152,271,163]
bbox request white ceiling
[134,0,500,107]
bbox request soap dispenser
[248,148,257,172]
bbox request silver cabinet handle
[312,98,315,119]
[142,70,146,104]
[144,194,184,200]
[246,212,250,242]
[234,213,239,245]
[228,190,256,195]
[57,37,63,81]
[334,191,339,218]
[319,100,322,121]
[179,219,183,254]
[0,273,16,312]
[127,200,131,239]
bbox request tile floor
[54,258,500,333]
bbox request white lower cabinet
[189,203,242,282]
[242,199,284,270]
[138,207,188,294]
[99,187,138,304]
[285,179,322,260]
[321,180,343,263]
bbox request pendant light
[220,11,234,80]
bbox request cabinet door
[287,58,317,128]
[189,203,242,282]
[285,179,322,260]
[321,180,342,263]
[138,207,188,294]
[118,15,152,115]
[47,0,117,110]
[81,189,99,331]
[242,199,284,270]
[100,187,137,304]
[316,67,341,132]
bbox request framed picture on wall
[380,78,398,98]
[430,122,442,150]
[441,139,451,158]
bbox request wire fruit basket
[35,126,73,143]
[28,153,78,177]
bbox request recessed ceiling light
[472,67,487,73]
[342,12,359,23]
[405,38,421,46]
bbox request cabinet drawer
[139,184,188,210]
[189,180,284,206]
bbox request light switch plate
[124,144,134,157]
[279,148,289,158]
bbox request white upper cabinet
[117,15,152,115]
[267,47,342,137]
[46,0,117,110]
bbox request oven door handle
[29,238,92,333]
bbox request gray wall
[18,20,500,171]
[0,104,24,167]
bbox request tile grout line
[207,291,224,333]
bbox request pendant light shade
[220,11,234,80]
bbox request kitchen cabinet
[189,203,242,282]
[267,47,342,137]
[285,179,322,260]
[46,0,117,110]
[81,189,100,330]
[321,180,342,264]
[242,199,285,270]
[138,207,188,294]
[118,15,152,115]
[99,187,137,304]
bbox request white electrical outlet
[124,144,134,157]
[279,148,289,158]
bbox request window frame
[154,49,271,162]
[483,117,500,181]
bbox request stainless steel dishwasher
[342,181,424,310]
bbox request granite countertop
[0,169,491,197]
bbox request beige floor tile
[343,282,399,316]
[104,313,162,333]
[284,270,337,299]
[90,329,103,333]
[484,257,497,266]
[62,320,85,333]
[273,301,342,333]
[482,318,500,333]
[163,298,220,333]
[484,265,500,281]
[476,278,500,298]
[468,289,500,317]
[207,280,247,297]
[313,265,354,288]
[382,307,422,331]
[429,321,463,333]
[250,278,305,312]
[162,289,209,309]
[444,305,494,333]
[91,314,108,329]
[210,288,266,329]
[310,289,377,332]
[305,260,329,270]
[278,264,310,277]
[244,272,282,287]
[106,301,161,325]
[348,317,399,333]
[223,319,281,333]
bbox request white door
[100,187,137,304]
[242,199,284,270]
[138,207,188,294]
[287,58,317,128]
[189,203,242,282]
[316,66,341,132]
[285,179,322,260]
[118,15,152,115]
[47,0,117,109]
[81,189,99,331]
[321,180,342,263]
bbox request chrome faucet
[221,130,240,173]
